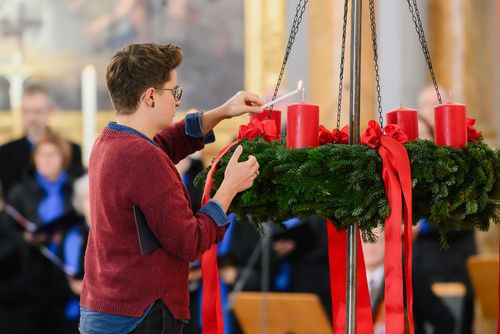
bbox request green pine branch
[194,138,500,239]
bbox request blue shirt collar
[107,122,160,147]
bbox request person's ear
[143,87,156,108]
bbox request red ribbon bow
[360,120,415,334]
[319,125,349,145]
[467,117,482,143]
[238,118,278,142]
[361,120,408,148]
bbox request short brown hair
[33,132,72,170]
[106,43,183,114]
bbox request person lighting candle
[79,43,262,334]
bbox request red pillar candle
[434,101,467,148]
[250,109,282,139]
[286,102,319,148]
[386,106,418,141]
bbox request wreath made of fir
[195,137,499,243]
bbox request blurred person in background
[272,216,332,321]
[7,132,78,334]
[362,228,454,334]
[55,174,91,333]
[414,84,476,333]
[79,42,261,334]
[8,133,78,234]
[362,227,385,333]
[0,84,83,197]
[0,182,41,334]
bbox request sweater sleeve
[154,113,215,165]
[140,189,228,262]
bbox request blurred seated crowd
[0,85,88,333]
[0,84,478,334]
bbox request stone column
[429,0,498,142]
[244,0,286,94]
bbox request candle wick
[400,100,403,109]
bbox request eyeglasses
[157,84,183,101]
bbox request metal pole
[347,0,362,332]
[261,223,271,334]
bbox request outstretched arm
[154,91,263,164]
[201,91,263,135]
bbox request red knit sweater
[80,120,226,320]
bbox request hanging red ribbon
[327,220,374,333]
[323,123,373,333]
[201,141,240,334]
[200,118,278,334]
[361,120,414,334]
[466,117,482,143]
[319,125,349,145]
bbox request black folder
[31,212,78,234]
[133,205,161,255]
[4,203,76,235]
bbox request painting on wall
[0,0,244,111]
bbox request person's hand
[68,277,83,295]
[188,268,202,283]
[201,92,264,135]
[23,231,47,246]
[223,145,259,193]
[412,224,419,241]
[213,145,259,212]
[222,91,263,118]
[220,265,238,285]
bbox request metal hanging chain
[336,0,349,130]
[267,0,308,117]
[406,0,442,104]
[369,0,384,129]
